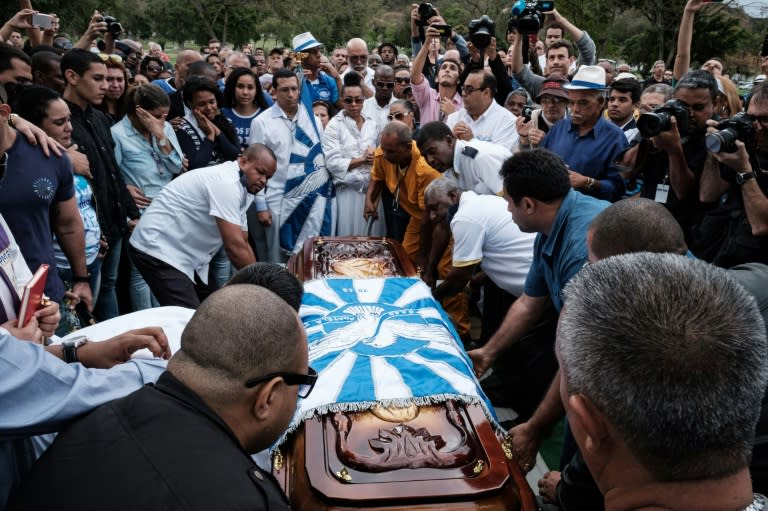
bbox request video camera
[705,112,755,154]
[468,15,496,51]
[417,3,437,26]
[637,99,689,138]
[508,0,554,35]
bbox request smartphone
[31,13,54,29]
[432,24,452,37]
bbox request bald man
[343,38,375,97]
[14,284,313,510]
[152,49,203,94]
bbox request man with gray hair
[557,252,767,510]
[425,177,534,305]
[539,65,627,201]
[538,198,768,507]
[14,284,312,509]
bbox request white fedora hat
[292,32,323,53]
[564,65,606,90]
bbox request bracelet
[72,274,91,283]
[586,177,595,190]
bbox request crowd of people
[1,0,768,510]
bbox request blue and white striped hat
[564,65,606,90]
[293,32,323,53]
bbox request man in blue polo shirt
[540,65,627,202]
[468,148,610,473]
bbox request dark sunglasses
[147,66,163,72]
[749,114,768,125]
[394,77,410,84]
[375,81,395,89]
[245,366,317,399]
[343,96,365,104]
[387,111,408,121]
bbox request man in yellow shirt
[365,121,470,340]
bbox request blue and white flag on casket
[281,277,500,441]
[278,80,334,255]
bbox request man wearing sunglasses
[362,64,397,138]
[695,79,768,266]
[14,284,310,510]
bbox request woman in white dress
[322,73,385,237]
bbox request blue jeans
[93,235,122,321]
[210,246,233,288]
[128,254,160,312]
[128,257,159,311]
[57,257,102,303]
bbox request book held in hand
[17,264,49,328]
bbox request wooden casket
[278,237,536,510]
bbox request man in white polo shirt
[128,144,277,308]
[446,69,519,151]
[425,176,551,418]
[417,121,509,195]
[426,177,535,304]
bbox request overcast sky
[736,0,768,17]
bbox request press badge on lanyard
[655,174,669,204]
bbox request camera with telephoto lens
[468,15,496,51]
[418,3,437,25]
[636,99,689,138]
[102,15,123,36]
[507,0,554,35]
[522,105,533,122]
[705,112,755,154]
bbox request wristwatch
[72,273,90,283]
[62,336,89,363]
[157,138,168,148]
[736,171,756,185]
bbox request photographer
[409,3,469,88]
[644,70,721,241]
[410,23,463,125]
[462,16,513,106]
[510,8,596,99]
[692,81,768,266]
[73,11,116,55]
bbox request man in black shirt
[13,284,311,510]
[61,49,139,320]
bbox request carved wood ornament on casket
[281,237,537,510]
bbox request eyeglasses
[462,85,486,96]
[387,111,409,121]
[540,96,566,105]
[395,77,410,84]
[375,81,395,89]
[245,366,318,399]
[343,96,365,104]
[98,53,123,64]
